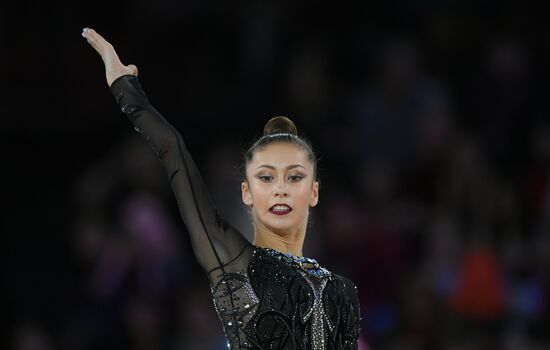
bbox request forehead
[249,143,311,169]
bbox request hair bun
[263,116,298,136]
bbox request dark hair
[243,116,318,182]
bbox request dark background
[4,1,550,349]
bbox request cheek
[294,186,314,207]
[249,184,271,206]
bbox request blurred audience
[8,1,550,349]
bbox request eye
[289,175,304,182]
[258,175,273,182]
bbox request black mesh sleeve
[109,74,252,280]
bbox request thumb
[128,64,138,76]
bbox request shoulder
[331,272,360,302]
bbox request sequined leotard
[109,75,362,349]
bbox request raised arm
[81,28,252,278]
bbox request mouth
[269,204,293,215]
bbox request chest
[211,250,359,349]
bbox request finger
[86,36,103,56]
[82,27,125,70]
[88,29,111,50]
[82,28,104,56]
[82,27,113,56]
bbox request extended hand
[81,27,138,87]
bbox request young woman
[82,27,361,350]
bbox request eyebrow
[256,164,306,170]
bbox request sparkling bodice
[211,247,361,349]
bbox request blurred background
[4,1,550,349]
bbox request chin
[269,221,294,231]
[254,209,306,233]
[264,216,302,233]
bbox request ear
[241,181,253,207]
[309,181,319,207]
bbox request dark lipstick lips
[269,204,293,215]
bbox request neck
[254,226,306,257]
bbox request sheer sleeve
[109,74,252,279]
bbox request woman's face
[242,142,319,236]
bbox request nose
[273,178,288,197]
